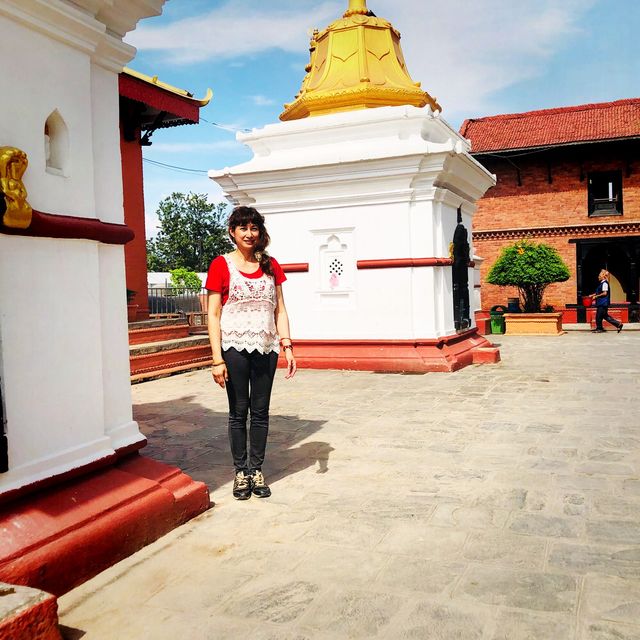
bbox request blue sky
[125,0,640,237]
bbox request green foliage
[169,268,202,291]
[146,192,233,271]
[486,240,570,312]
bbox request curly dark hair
[227,206,273,276]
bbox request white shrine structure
[211,0,500,372]
[0,0,208,607]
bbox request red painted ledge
[1,210,134,245]
[357,258,453,269]
[278,330,500,372]
[0,440,146,508]
[280,262,309,273]
[0,584,62,640]
[0,454,210,597]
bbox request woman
[591,269,623,333]
[206,206,296,500]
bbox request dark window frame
[588,170,623,217]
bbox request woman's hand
[284,349,297,379]
[211,362,228,388]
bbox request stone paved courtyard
[59,332,640,639]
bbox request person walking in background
[206,206,296,500]
[591,269,623,334]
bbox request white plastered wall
[211,106,495,341]
[0,0,166,495]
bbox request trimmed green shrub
[486,240,570,312]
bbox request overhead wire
[143,158,208,174]
[142,114,252,174]
[200,116,251,134]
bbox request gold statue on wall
[0,146,33,229]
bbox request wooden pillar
[576,242,586,323]
[120,119,150,320]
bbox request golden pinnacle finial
[344,0,368,17]
[280,2,441,121]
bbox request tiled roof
[459,98,640,153]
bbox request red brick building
[461,98,640,324]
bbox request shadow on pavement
[133,396,330,496]
[59,626,86,639]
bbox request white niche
[44,110,69,176]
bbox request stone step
[128,319,191,346]
[128,317,187,330]
[130,335,212,382]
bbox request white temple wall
[0,14,96,217]
[99,244,138,451]
[267,197,461,339]
[212,106,495,344]
[0,236,114,493]
[91,64,124,224]
[0,0,166,495]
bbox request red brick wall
[472,142,640,311]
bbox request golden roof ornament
[280,0,441,121]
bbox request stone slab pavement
[59,332,640,639]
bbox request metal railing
[147,287,207,318]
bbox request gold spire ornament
[280,0,440,121]
[0,147,32,229]
[344,0,369,16]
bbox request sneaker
[617,324,624,333]
[232,471,251,500]
[250,470,271,498]
[594,329,606,333]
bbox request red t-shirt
[205,255,287,305]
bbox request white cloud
[127,0,341,63]
[250,95,277,107]
[370,0,596,120]
[128,0,597,122]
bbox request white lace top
[220,256,279,354]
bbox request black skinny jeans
[595,305,622,330]
[223,347,278,473]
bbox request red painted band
[1,210,135,245]
[357,258,453,269]
[280,262,309,273]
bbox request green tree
[486,240,570,312]
[169,268,202,291]
[146,192,233,271]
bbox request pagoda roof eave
[119,69,212,126]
